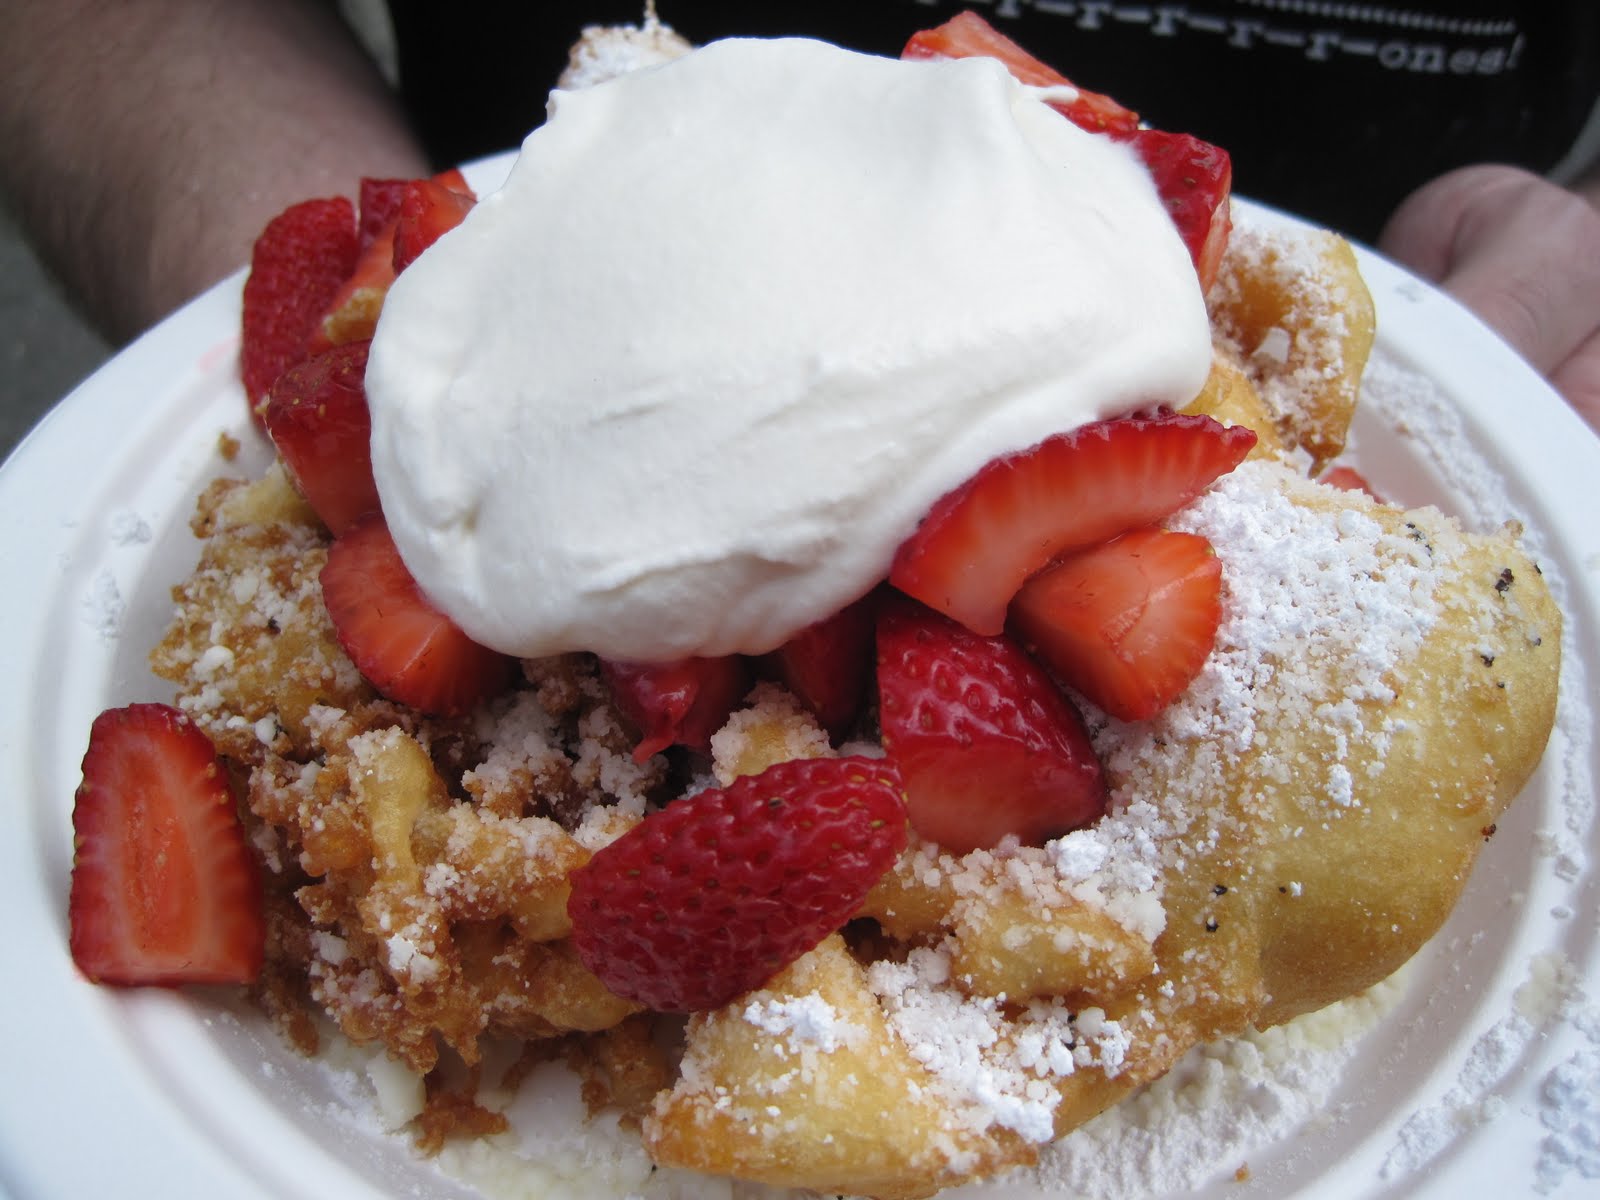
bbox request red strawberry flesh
[890,411,1255,636]
[1132,128,1234,292]
[260,340,379,535]
[69,703,265,986]
[1319,464,1384,501]
[393,177,477,274]
[877,594,1105,853]
[568,755,908,1012]
[903,11,1140,139]
[758,593,878,738]
[1012,526,1224,722]
[601,655,751,762]
[308,222,398,354]
[356,177,411,252]
[240,197,358,411]
[320,513,517,717]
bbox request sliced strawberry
[758,593,878,738]
[568,755,907,1012]
[876,594,1105,853]
[903,10,1139,139]
[393,176,477,274]
[69,703,265,987]
[259,341,379,535]
[890,411,1256,636]
[600,655,750,762]
[356,177,411,252]
[308,220,397,354]
[1319,464,1384,501]
[1133,128,1233,292]
[431,167,474,197]
[240,197,359,411]
[313,169,479,348]
[320,514,517,717]
[1012,526,1223,722]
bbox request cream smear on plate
[365,35,1210,662]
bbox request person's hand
[1378,164,1600,436]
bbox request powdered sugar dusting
[867,942,1129,1145]
[1381,953,1599,1189]
[1210,221,1362,448]
[742,993,864,1055]
[1092,459,1449,861]
[81,568,124,641]
[108,508,153,546]
[1008,966,1409,1197]
[1536,1004,1600,1193]
[1363,350,1595,886]
[1350,348,1596,1195]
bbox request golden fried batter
[147,221,1559,1198]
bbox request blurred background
[1,207,111,462]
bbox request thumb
[1379,165,1600,377]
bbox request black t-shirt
[385,2,1599,241]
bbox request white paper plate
[1,159,1595,1199]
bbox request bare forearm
[1,0,429,343]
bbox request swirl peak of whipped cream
[366,36,1212,661]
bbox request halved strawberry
[1133,128,1233,292]
[259,340,379,535]
[392,175,477,274]
[890,411,1256,636]
[903,11,1140,139]
[320,514,517,717]
[758,593,878,738]
[600,655,750,762]
[568,755,908,1012]
[877,593,1105,853]
[240,197,359,411]
[1011,526,1223,722]
[69,703,265,986]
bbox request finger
[1381,166,1600,374]
[1548,324,1600,437]
[1378,167,1485,281]
[1443,189,1600,375]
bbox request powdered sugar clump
[108,508,153,546]
[1046,828,1165,942]
[82,568,124,640]
[742,993,864,1055]
[868,942,1129,1145]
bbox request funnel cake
[134,207,1563,1199]
[72,13,1557,1199]
[642,467,1558,1198]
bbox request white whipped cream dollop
[366,37,1212,661]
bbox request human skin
[0,0,429,344]
[1380,164,1600,436]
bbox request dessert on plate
[65,11,1562,1199]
